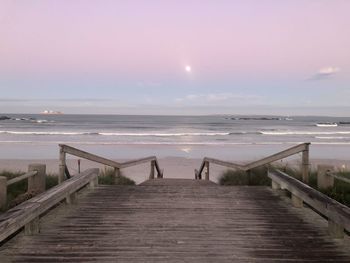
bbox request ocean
[1,114,350,160]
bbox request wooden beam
[245,143,310,170]
[60,144,122,169]
[6,171,37,186]
[196,143,310,178]
[205,161,209,181]
[0,168,99,242]
[0,176,7,210]
[149,160,155,179]
[59,146,66,184]
[120,156,156,169]
[268,170,350,235]
[28,164,46,194]
[204,158,245,170]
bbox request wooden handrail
[196,143,310,181]
[0,168,99,242]
[6,171,37,186]
[59,144,163,183]
[268,169,350,238]
[60,144,122,168]
[327,172,350,184]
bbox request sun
[185,65,191,72]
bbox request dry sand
[1,157,350,184]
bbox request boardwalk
[0,179,349,262]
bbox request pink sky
[0,1,350,114]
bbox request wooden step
[0,182,349,262]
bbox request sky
[0,0,350,115]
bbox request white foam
[261,131,350,135]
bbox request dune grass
[219,166,271,186]
[0,170,59,208]
[98,167,135,185]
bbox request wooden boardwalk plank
[0,179,349,262]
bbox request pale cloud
[175,93,264,105]
[309,67,340,80]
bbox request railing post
[24,217,40,235]
[328,220,344,239]
[114,167,120,183]
[89,176,98,189]
[205,161,209,180]
[301,144,310,183]
[271,180,281,190]
[66,192,77,205]
[317,165,334,190]
[59,146,66,184]
[291,194,303,208]
[0,176,7,210]
[28,164,46,195]
[150,160,155,179]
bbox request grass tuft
[219,166,271,186]
[98,167,135,185]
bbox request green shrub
[219,169,248,186]
[98,167,135,185]
[46,174,59,189]
[1,170,27,204]
[219,166,270,186]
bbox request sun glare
[185,65,191,73]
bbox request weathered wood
[245,143,310,171]
[64,165,71,179]
[120,156,156,169]
[205,161,209,180]
[291,194,303,208]
[328,220,345,239]
[60,144,163,179]
[0,176,7,209]
[317,165,335,190]
[28,164,46,194]
[197,143,310,179]
[24,217,39,235]
[59,147,66,184]
[268,170,350,236]
[66,192,77,205]
[89,177,98,189]
[204,157,244,170]
[0,168,99,242]
[328,172,350,184]
[271,180,280,190]
[149,160,155,179]
[6,171,37,186]
[60,144,122,169]
[1,180,349,262]
[154,160,163,178]
[301,144,310,183]
[194,169,199,179]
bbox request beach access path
[0,178,349,262]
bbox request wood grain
[1,179,349,262]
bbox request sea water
[1,114,350,160]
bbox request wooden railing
[195,143,310,182]
[59,144,163,183]
[0,168,99,243]
[268,169,350,239]
[0,164,46,210]
[317,164,350,189]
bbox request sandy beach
[1,156,350,185]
